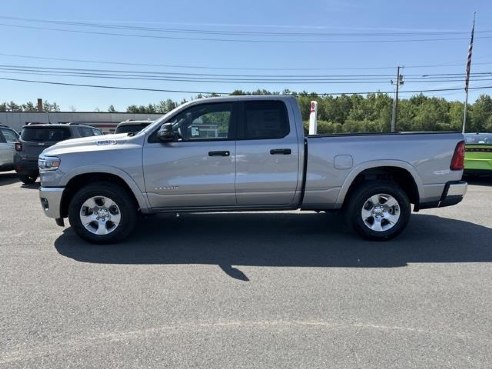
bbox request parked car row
[1,119,153,184]
[464,133,492,176]
[14,124,103,184]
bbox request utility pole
[390,66,404,132]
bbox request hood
[41,133,136,156]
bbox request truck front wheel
[345,181,411,241]
[68,182,137,244]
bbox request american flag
[465,16,475,93]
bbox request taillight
[15,142,22,152]
[450,141,465,170]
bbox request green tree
[448,101,464,131]
[7,101,22,112]
[469,95,492,132]
[22,101,37,112]
[155,99,177,113]
[127,105,139,113]
[412,97,450,131]
[42,101,60,112]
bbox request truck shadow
[54,212,492,279]
[463,175,492,187]
[0,172,40,188]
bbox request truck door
[235,100,300,206]
[142,102,237,209]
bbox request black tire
[344,181,411,241]
[19,174,37,184]
[68,182,137,244]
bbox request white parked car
[0,124,19,172]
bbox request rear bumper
[39,186,64,222]
[418,181,467,210]
[439,181,467,207]
[14,157,39,176]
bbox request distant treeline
[126,90,492,133]
[0,101,61,113]
[2,90,491,133]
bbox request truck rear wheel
[68,182,137,244]
[345,181,411,241]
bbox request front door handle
[208,151,230,157]
[270,148,291,155]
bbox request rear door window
[21,127,71,142]
[116,124,144,134]
[240,101,289,140]
[77,126,97,137]
[0,128,18,143]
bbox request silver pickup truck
[38,96,467,244]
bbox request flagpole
[463,12,476,134]
[462,91,469,134]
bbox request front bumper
[39,187,64,222]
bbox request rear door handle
[208,150,230,157]
[270,148,291,155]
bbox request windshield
[138,105,186,136]
[21,127,71,142]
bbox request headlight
[38,156,61,171]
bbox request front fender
[60,165,151,212]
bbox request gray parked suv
[114,120,153,134]
[0,124,20,172]
[14,124,102,184]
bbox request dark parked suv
[14,124,102,184]
[114,120,153,134]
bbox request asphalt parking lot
[0,171,491,369]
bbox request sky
[1,0,491,111]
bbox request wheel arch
[60,171,148,218]
[338,162,422,209]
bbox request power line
[1,64,491,86]
[2,76,492,95]
[0,63,490,79]
[0,77,229,94]
[2,22,492,44]
[0,52,421,71]
[3,15,492,38]
[2,52,492,72]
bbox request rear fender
[336,160,423,207]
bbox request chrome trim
[447,182,468,197]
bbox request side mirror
[157,123,174,142]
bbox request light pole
[390,66,404,132]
